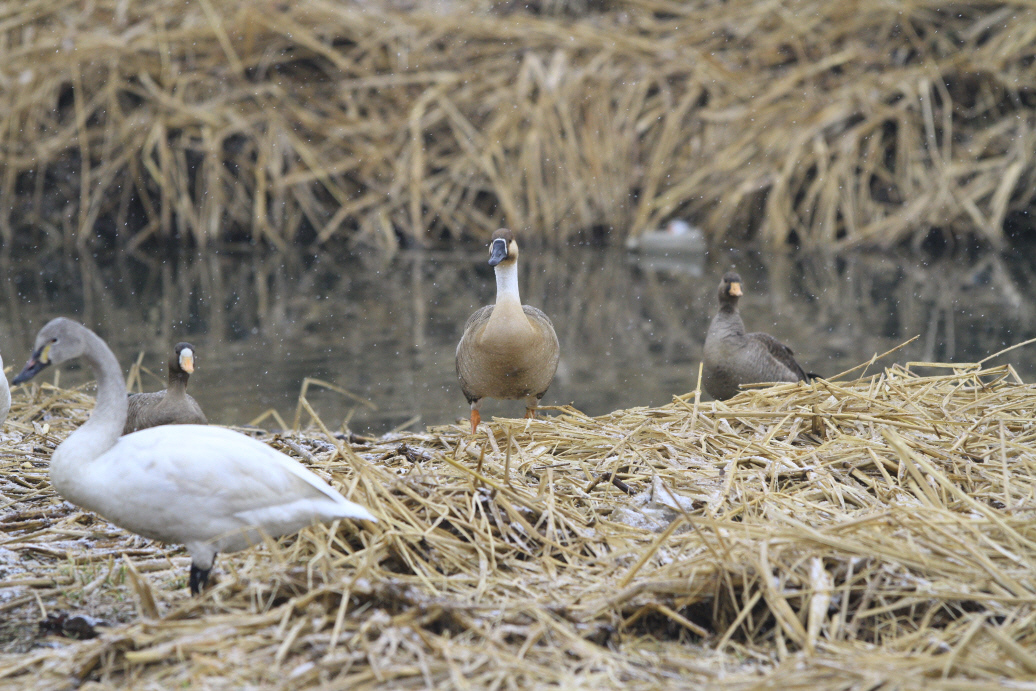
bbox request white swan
[13,318,377,594]
[0,350,10,426]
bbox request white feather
[0,351,10,426]
[51,425,375,569]
[17,318,376,583]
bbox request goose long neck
[494,261,521,307]
[66,329,128,458]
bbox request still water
[1,243,1034,436]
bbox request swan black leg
[189,563,211,595]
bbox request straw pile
[2,0,1035,251]
[3,355,1036,688]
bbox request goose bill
[488,238,508,266]
[179,348,195,373]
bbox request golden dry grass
[1,0,1034,251]
[3,353,1036,688]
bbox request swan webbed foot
[189,562,212,595]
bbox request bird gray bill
[12,346,53,384]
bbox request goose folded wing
[747,332,808,381]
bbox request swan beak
[179,348,195,374]
[12,344,53,384]
[728,281,743,297]
[488,238,508,267]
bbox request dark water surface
[2,244,1034,436]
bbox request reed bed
[2,357,1036,688]
[2,0,1035,251]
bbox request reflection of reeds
[1,246,1033,436]
[2,2,1034,249]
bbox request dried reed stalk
[1,0,1034,251]
[3,354,1036,688]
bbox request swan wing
[64,425,375,549]
[127,425,375,516]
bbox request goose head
[173,342,196,375]
[13,317,85,384]
[718,271,743,308]
[488,228,519,267]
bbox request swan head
[718,271,743,305]
[487,228,519,268]
[12,317,86,384]
[174,343,196,374]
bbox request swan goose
[455,229,560,434]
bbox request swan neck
[494,261,521,306]
[0,352,9,423]
[61,329,128,463]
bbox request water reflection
[1,244,1034,435]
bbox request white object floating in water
[626,219,706,255]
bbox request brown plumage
[123,342,207,434]
[702,272,810,401]
[456,229,560,434]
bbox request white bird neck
[494,260,522,307]
[0,352,10,424]
[53,328,128,475]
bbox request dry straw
[1,0,1034,251]
[2,350,1036,688]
